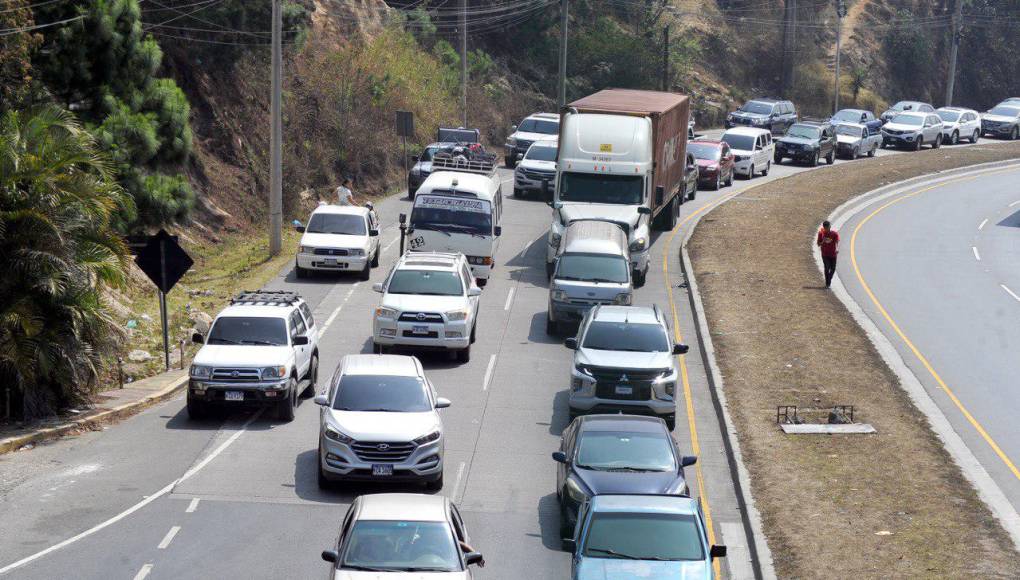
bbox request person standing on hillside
[335,177,359,206]
[817,220,840,288]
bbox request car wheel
[933,134,942,149]
[762,160,770,176]
[359,262,371,281]
[371,248,380,268]
[303,355,318,397]
[634,268,647,287]
[456,344,471,363]
[295,262,307,279]
[951,131,959,145]
[665,414,677,431]
[186,396,208,420]
[425,471,444,492]
[747,164,755,179]
[1012,126,1019,141]
[914,137,923,151]
[277,378,297,422]
[559,501,574,545]
[868,144,876,157]
[513,187,522,198]
[774,152,782,164]
[810,151,819,167]
[726,170,733,187]
[373,341,387,355]
[713,173,721,190]
[470,323,477,344]
[826,149,835,165]
[689,184,697,201]
[971,129,980,143]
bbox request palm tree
[0,106,133,420]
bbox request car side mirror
[552,451,568,463]
[494,226,502,237]
[562,539,577,553]
[293,335,309,346]
[638,206,651,215]
[710,545,727,559]
[321,550,338,563]
[369,229,379,237]
[372,282,384,293]
[436,397,452,409]
[192,332,204,344]
[680,455,698,468]
[510,124,518,132]
[465,552,485,566]
[564,337,578,350]
[314,394,328,406]
[468,287,482,297]
[673,343,689,355]
[294,225,305,233]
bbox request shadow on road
[535,493,568,552]
[528,311,569,345]
[293,448,440,504]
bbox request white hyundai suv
[372,252,481,362]
[881,112,944,150]
[295,204,380,280]
[314,355,450,490]
[936,107,981,145]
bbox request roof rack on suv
[231,290,303,306]
[431,152,497,175]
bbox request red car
[688,140,735,190]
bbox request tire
[425,471,444,492]
[971,129,980,143]
[373,342,388,355]
[726,170,733,187]
[371,248,379,268]
[456,344,471,363]
[546,261,555,280]
[747,164,755,179]
[950,131,959,145]
[1012,126,1019,141]
[470,323,477,344]
[914,137,923,151]
[774,152,783,164]
[303,355,318,397]
[634,268,647,287]
[713,173,721,190]
[359,262,371,281]
[762,161,770,176]
[665,414,677,431]
[664,197,678,230]
[559,501,574,544]
[277,378,296,422]
[295,263,307,279]
[810,151,819,167]
[186,396,208,420]
[868,144,876,157]
[933,134,942,149]
[850,147,858,160]
[505,156,516,169]
[512,187,522,198]
[826,149,835,165]
[477,278,487,287]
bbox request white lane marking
[185,498,200,513]
[157,526,181,549]
[450,461,467,502]
[0,411,262,575]
[1011,200,1020,207]
[979,218,988,230]
[1002,284,1020,303]
[973,246,981,261]
[503,287,515,311]
[382,237,399,253]
[482,355,497,391]
[132,564,154,580]
[320,284,359,332]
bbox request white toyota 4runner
[188,291,320,421]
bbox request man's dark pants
[822,255,837,288]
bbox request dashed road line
[973,246,981,261]
[979,218,988,230]
[320,284,359,332]
[449,461,467,503]
[185,498,200,513]
[482,354,497,391]
[1002,284,1020,303]
[132,564,154,580]
[157,526,181,549]
[382,237,399,253]
[503,287,515,311]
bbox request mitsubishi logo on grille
[231,370,240,378]
[377,443,391,451]
[620,374,630,383]
[416,313,427,321]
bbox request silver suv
[564,305,688,430]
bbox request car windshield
[832,110,864,122]
[583,321,668,352]
[306,213,366,236]
[988,106,1020,117]
[526,145,558,161]
[721,133,755,151]
[739,101,773,115]
[332,375,430,412]
[419,146,441,162]
[937,110,961,122]
[387,270,463,296]
[786,125,820,139]
[556,254,629,284]
[411,195,492,236]
[207,317,288,346]
[687,142,721,161]
[836,125,863,137]
[576,431,675,471]
[518,118,559,134]
[559,172,643,205]
[890,114,924,126]
[583,512,705,561]
[342,520,461,572]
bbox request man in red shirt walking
[817,220,840,288]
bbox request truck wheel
[826,149,835,165]
[747,164,755,179]
[373,342,388,355]
[774,152,782,164]
[713,173,721,190]
[425,471,444,492]
[303,355,318,397]
[505,156,516,169]
[664,198,678,230]
[187,396,208,420]
[277,378,296,422]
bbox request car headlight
[299,245,314,254]
[549,232,562,248]
[506,137,517,147]
[445,309,469,322]
[261,366,287,379]
[552,289,569,302]
[414,430,441,445]
[753,117,766,125]
[565,477,587,502]
[324,425,353,445]
[190,365,212,379]
[348,248,364,257]
[629,237,647,252]
[614,292,632,305]
[375,307,398,319]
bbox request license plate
[324,257,337,265]
[614,386,633,396]
[225,391,244,401]
[412,325,429,334]
[372,464,393,476]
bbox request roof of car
[892,111,929,119]
[529,112,560,120]
[217,304,294,319]
[724,126,771,137]
[690,138,724,146]
[750,98,783,104]
[835,122,867,130]
[579,414,668,433]
[342,354,422,377]
[836,108,869,114]
[399,251,464,271]
[894,101,929,107]
[937,106,974,112]
[592,305,660,325]
[357,494,449,522]
[310,204,371,217]
[419,171,499,199]
[561,221,628,256]
[590,494,698,515]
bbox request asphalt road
[839,164,1020,515]
[0,131,998,580]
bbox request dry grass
[688,142,1020,578]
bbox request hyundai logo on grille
[231,370,239,378]
[377,443,390,451]
[416,313,427,321]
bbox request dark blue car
[831,108,883,132]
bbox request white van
[721,127,774,178]
[408,156,503,285]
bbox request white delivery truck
[407,154,503,286]
[547,89,690,286]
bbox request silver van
[547,221,632,335]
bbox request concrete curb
[820,159,1020,551]
[0,375,188,456]
[680,222,778,580]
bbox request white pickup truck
[187,290,320,422]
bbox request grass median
[688,142,1020,578]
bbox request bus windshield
[410,195,493,236]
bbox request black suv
[774,121,836,166]
[725,98,798,135]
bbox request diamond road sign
[134,229,193,293]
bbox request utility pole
[269,0,283,256]
[780,0,796,95]
[945,0,963,106]
[460,0,468,127]
[557,0,568,108]
[661,25,670,91]
[833,0,846,114]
